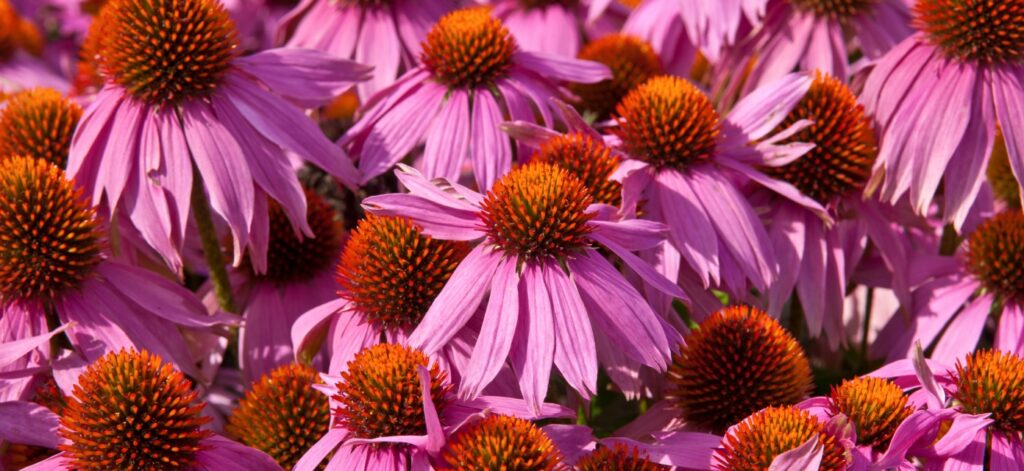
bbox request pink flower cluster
[1,0,1023,470]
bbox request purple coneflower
[362,162,685,411]
[863,0,1024,230]
[68,0,370,273]
[342,6,610,190]
[293,343,571,470]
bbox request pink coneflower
[712,406,854,470]
[796,376,943,468]
[863,0,1024,230]
[875,210,1024,364]
[216,190,345,382]
[0,0,67,93]
[278,0,456,99]
[758,72,913,346]
[3,349,281,470]
[621,0,766,74]
[614,74,823,297]
[293,343,571,470]
[342,6,610,190]
[872,348,1023,468]
[725,0,912,92]
[0,157,233,380]
[291,213,493,387]
[362,162,685,411]
[68,0,370,273]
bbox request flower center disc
[789,0,876,19]
[714,406,850,471]
[255,190,343,284]
[530,133,622,206]
[59,349,212,470]
[965,211,1024,301]
[667,305,813,433]
[615,76,721,171]
[571,34,662,121]
[441,415,562,470]
[575,444,669,471]
[334,344,451,439]
[480,162,595,263]
[763,73,876,204]
[96,0,238,105]
[337,215,469,330]
[0,157,102,302]
[422,7,518,89]
[828,377,912,449]
[0,88,83,169]
[227,364,330,469]
[915,0,1024,64]
[953,349,1024,434]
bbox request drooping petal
[470,91,513,190]
[292,298,348,362]
[509,264,556,413]
[0,324,70,367]
[514,51,611,83]
[996,300,1024,356]
[292,428,348,471]
[655,170,719,287]
[0,401,61,449]
[421,90,470,182]
[545,263,598,398]
[234,48,372,107]
[459,258,519,400]
[408,246,502,354]
[931,293,995,364]
[361,193,484,241]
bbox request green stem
[191,169,237,313]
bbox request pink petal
[0,401,61,449]
[459,258,519,399]
[993,65,1024,210]
[354,9,401,100]
[725,72,813,142]
[470,91,512,190]
[768,436,822,471]
[96,262,238,328]
[292,298,349,362]
[292,428,348,471]
[0,324,70,367]
[408,245,502,355]
[931,294,994,365]
[996,300,1024,356]
[235,48,372,107]
[513,51,610,84]
[510,263,556,413]
[418,366,444,455]
[545,262,598,398]
[194,435,282,471]
[95,97,144,210]
[421,90,470,182]
[361,193,484,240]
[354,81,445,184]
[655,170,720,287]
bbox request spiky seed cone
[915,0,1024,64]
[953,349,1024,434]
[59,349,213,470]
[441,415,562,471]
[667,305,813,433]
[575,443,669,471]
[828,377,912,449]
[965,210,1024,301]
[422,8,517,89]
[0,88,82,168]
[571,34,661,121]
[255,190,343,283]
[714,406,850,471]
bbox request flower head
[333,343,452,440]
[441,415,562,470]
[480,162,595,264]
[575,443,669,471]
[615,75,721,171]
[764,73,876,205]
[965,211,1024,301]
[0,89,82,168]
[0,156,102,303]
[667,305,812,433]
[59,349,213,469]
[227,363,330,469]
[828,377,912,449]
[422,7,518,89]
[952,349,1024,434]
[95,0,238,105]
[529,132,622,206]
[715,406,850,471]
[915,0,1024,64]
[338,215,469,330]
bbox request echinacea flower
[0,0,67,93]
[876,209,1024,366]
[723,0,912,93]
[872,348,1023,469]
[713,406,854,470]
[278,0,457,99]
[0,156,232,379]
[363,162,686,411]
[342,7,610,190]
[758,72,912,346]
[439,414,564,470]
[293,343,570,470]
[624,305,812,436]
[68,0,371,272]
[2,349,281,470]
[291,213,477,381]
[863,0,1024,230]
[622,0,766,74]
[226,363,331,470]
[615,74,822,297]
[0,87,81,168]
[795,376,944,469]
[220,190,345,381]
